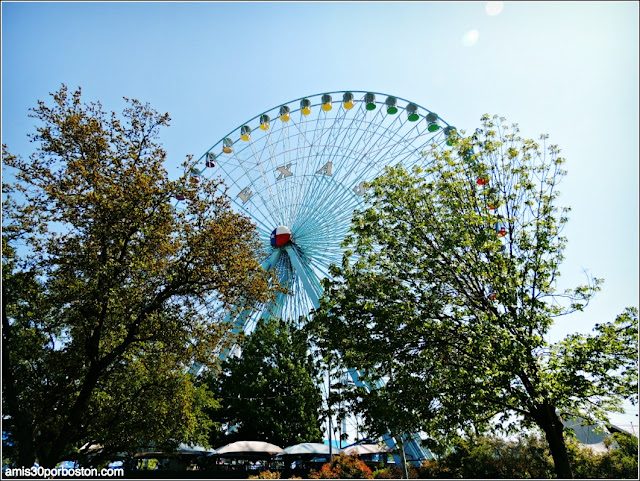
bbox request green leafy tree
[206,317,324,448]
[2,86,275,468]
[308,115,638,478]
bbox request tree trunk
[395,435,409,479]
[15,432,36,469]
[3,283,36,469]
[539,405,573,479]
[37,446,61,470]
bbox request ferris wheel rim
[196,90,454,163]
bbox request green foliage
[2,85,275,468]
[414,433,638,479]
[371,466,395,479]
[247,470,302,479]
[419,434,555,478]
[372,465,419,479]
[206,317,324,447]
[371,433,640,479]
[309,453,373,479]
[308,114,638,478]
[602,431,640,479]
[565,431,639,479]
[547,307,638,420]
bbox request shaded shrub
[566,432,639,479]
[601,432,640,479]
[248,470,281,479]
[372,466,403,479]
[413,432,638,479]
[372,465,419,479]
[416,435,554,479]
[309,453,373,479]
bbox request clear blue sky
[2,1,638,428]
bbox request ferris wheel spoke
[215,148,280,226]
[298,117,339,206]
[320,105,371,181]
[310,107,352,176]
[286,116,324,222]
[295,193,358,244]
[362,116,420,169]
[270,125,299,225]
[382,123,445,170]
[257,123,297,223]
[348,117,408,181]
[236,138,282,221]
[248,141,285,221]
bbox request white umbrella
[216,441,284,455]
[342,444,392,455]
[283,443,332,455]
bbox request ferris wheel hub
[270,225,292,247]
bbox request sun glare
[461,29,480,47]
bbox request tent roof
[215,441,284,455]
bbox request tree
[206,317,324,448]
[308,115,638,478]
[2,85,275,468]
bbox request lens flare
[485,1,504,16]
[461,29,480,47]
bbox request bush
[415,435,554,478]
[566,431,639,479]
[602,432,639,479]
[372,466,403,479]
[309,453,373,479]
[247,470,304,479]
[372,465,420,479]
[414,432,638,479]
[248,470,280,479]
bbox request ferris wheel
[186,91,455,462]
[187,90,455,331]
